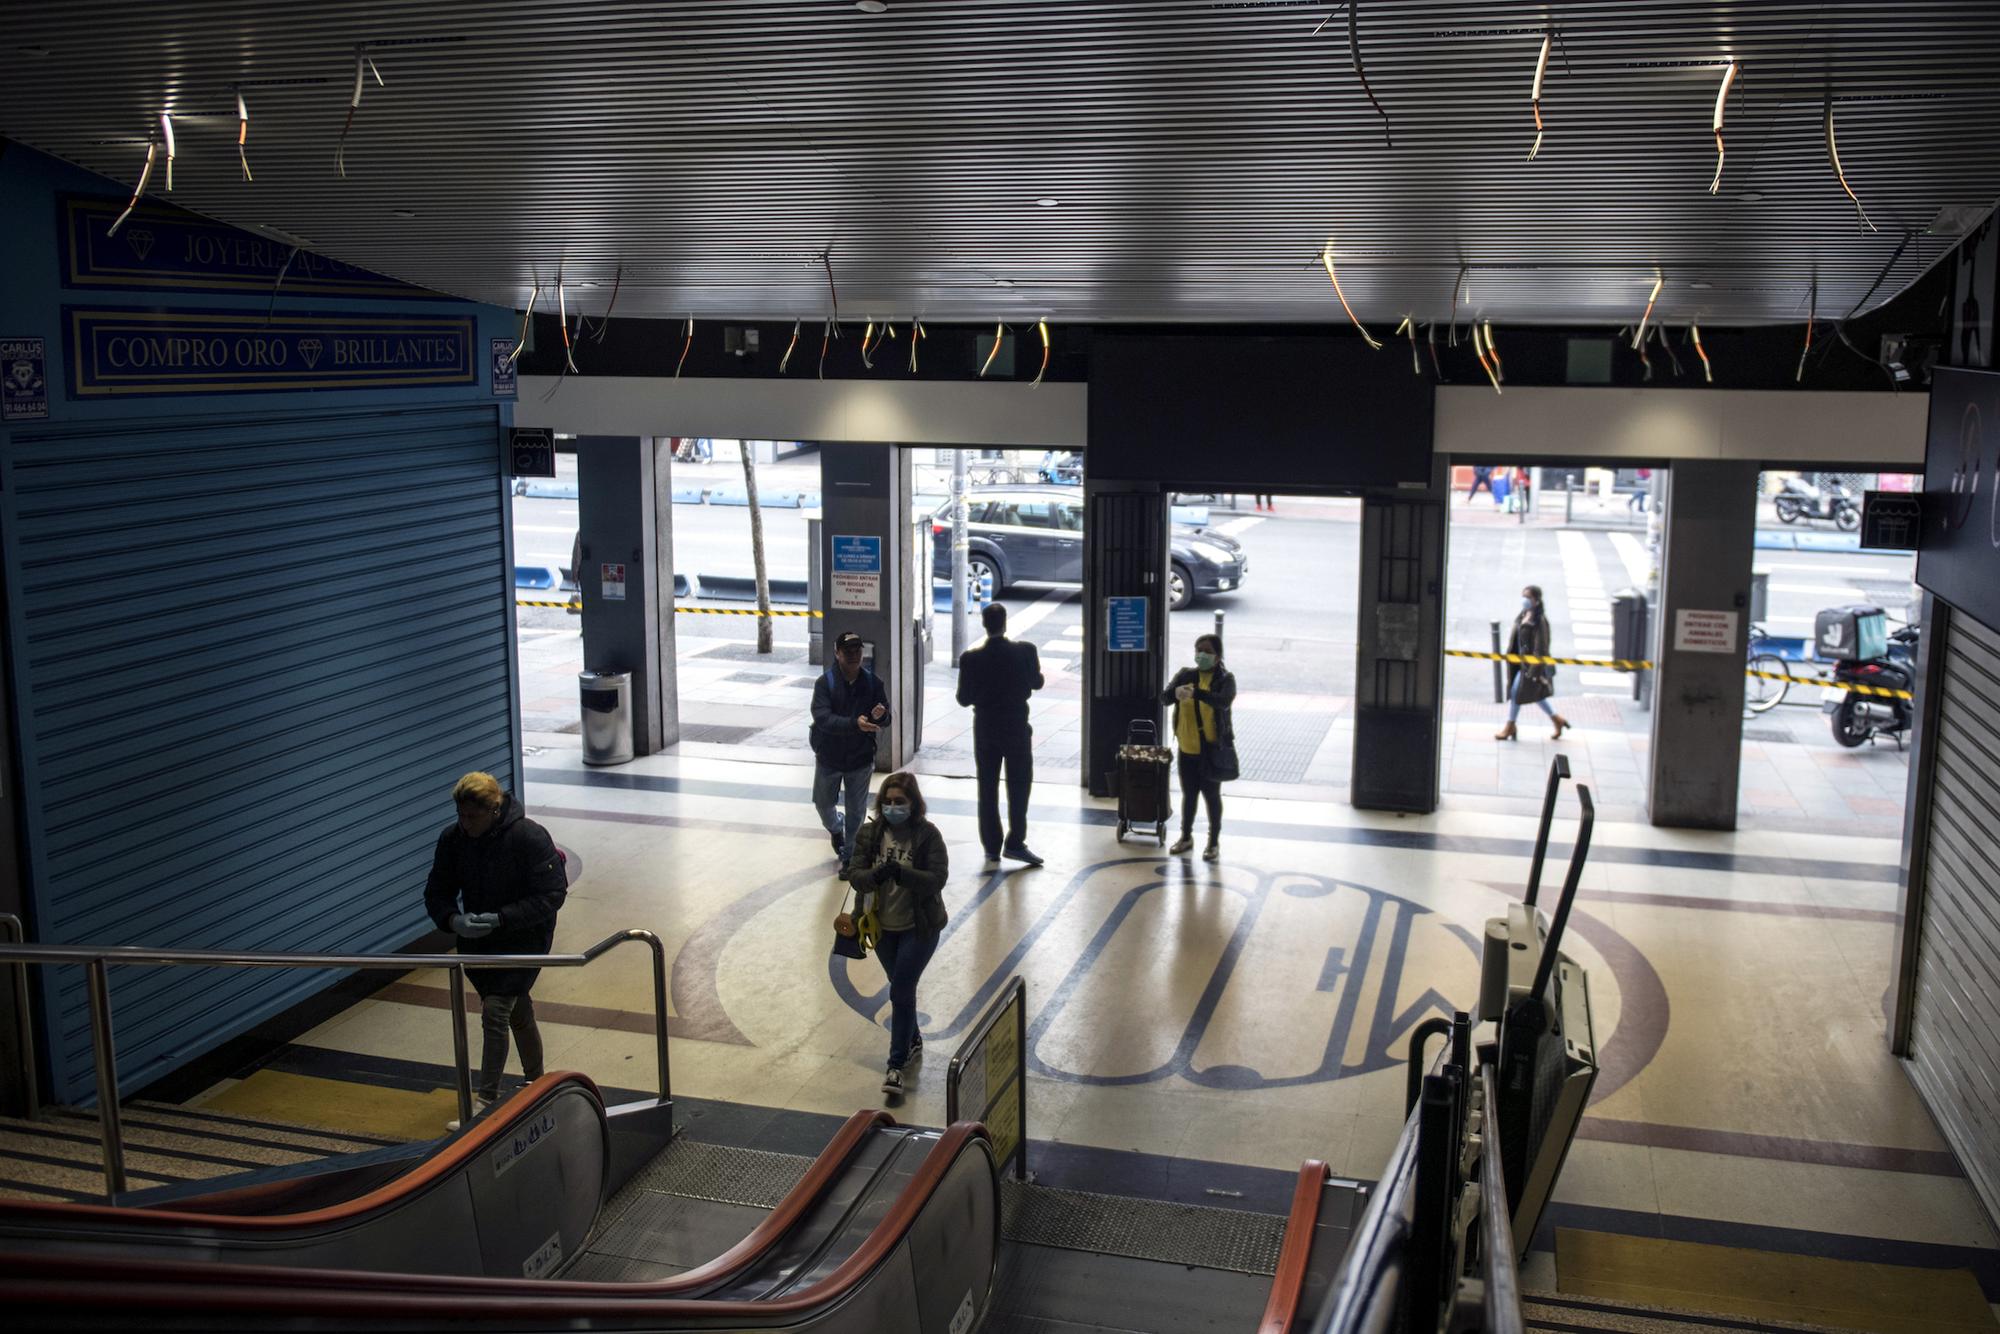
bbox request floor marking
[200,1069,455,1141]
[1007,588,1077,637]
[1608,532,1650,587]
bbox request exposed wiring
[819,252,841,333]
[588,265,623,342]
[1798,276,1817,382]
[1632,269,1663,349]
[1396,314,1419,374]
[555,280,579,374]
[337,47,384,178]
[1309,2,1348,37]
[158,112,176,192]
[506,286,539,366]
[235,91,252,182]
[1470,321,1502,395]
[1483,320,1504,383]
[1689,324,1712,382]
[860,320,878,370]
[818,317,832,380]
[1425,321,1443,378]
[675,317,694,378]
[1032,320,1051,386]
[979,321,1005,377]
[1321,240,1382,348]
[107,141,156,237]
[266,245,300,322]
[1844,228,1915,320]
[1824,95,1877,233]
[1634,326,1654,381]
[1831,318,1900,392]
[907,317,925,373]
[1528,31,1551,161]
[779,318,801,375]
[1347,2,1392,148]
[1709,60,1738,195]
[1655,322,1682,377]
[1448,264,1467,345]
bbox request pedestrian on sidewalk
[811,630,890,877]
[1496,586,1571,741]
[845,771,950,1097]
[1162,633,1239,862]
[1254,493,1274,511]
[1467,466,1495,504]
[956,603,1045,870]
[1628,467,1651,513]
[424,772,568,1127]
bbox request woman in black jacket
[847,771,950,1096]
[1160,633,1239,862]
[1496,584,1571,741]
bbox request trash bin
[1611,588,1649,664]
[579,671,633,766]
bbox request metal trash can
[579,671,633,766]
[1610,588,1650,706]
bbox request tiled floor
[294,737,1998,1292]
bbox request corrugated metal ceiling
[4,0,1998,326]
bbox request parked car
[928,486,1247,610]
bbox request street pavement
[515,454,1917,837]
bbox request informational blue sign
[491,337,518,397]
[831,535,883,611]
[2,337,49,421]
[1106,595,1148,652]
[66,307,476,399]
[61,196,433,298]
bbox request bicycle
[1744,623,1792,714]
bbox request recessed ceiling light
[856,0,888,11]
[1736,191,1764,203]
[1035,198,1060,208]
[1689,281,1713,290]
[391,208,418,219]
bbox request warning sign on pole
[1672,608,1737,654]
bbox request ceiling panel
[4,0,1998,326]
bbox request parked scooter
[1825,623,1919,748]
[1774,475,1860,531]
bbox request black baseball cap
[834,632,865,652]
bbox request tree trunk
[741,442,774,654]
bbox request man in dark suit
[956,603,1045,870]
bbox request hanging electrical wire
[541,310,585,402]
[1425,321,1443,378]
[235,91,252,181]
[555,282,580,373]
[1321,240,1382,348]
[1634,327,1654,381]
[1346,2,1392,148]
[907,318,925,373]
[1655,322,1683,377]
[779,318,801,375]
[266,245,299,322]
[818,318,833,380]
[1708,60,1738,195]
[1395,315,1420,374]
[1824,94,1877,233]
[675,318,694,379]
[1528,31,1551,161]
[1032,320,1051,386]
[1797,276,1818,382]
[819,252,842,334]
[158,111,176,192]
[860,320,878,370]
[1483,321,1504,383]
[1632,269,1664,349]
[979,321,1005,377]
[587,265,624,342]
[1447,264,1467,345]
[506,286,539,366]
[1470,322,1502,395]
[1689,324,1712,382]
[106,141,157,237]
[337,47,384,178]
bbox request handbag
[1192,677,1240,783]
[831,887,876,960]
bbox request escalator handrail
[1310,1103,1421,1331]
[0,1121,997,1322]
[0,1072,605,1230]
[1257,1159,1331,1334]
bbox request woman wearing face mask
[1496,585,1570,741]
[1161,634,1239,861]
[847,772,950,1096]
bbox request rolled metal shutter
[1906,608,2000,1221]
[0,403,517,1103]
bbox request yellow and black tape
[1446,647,1913,701]
[675,606,822,618]
[516,598,581,610]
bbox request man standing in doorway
[956,603,1045,871]
[811,630,890,877]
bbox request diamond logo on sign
[298,338,324,369]
[125,228,154,261]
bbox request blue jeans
[813,761,873,864]
[1507,672,1555,721]
[876,925,940,1069]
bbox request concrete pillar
[1646,460,1758,828]
[1081,482,1170,795]
[576,435,678,755]
[1351,456,1450,812]
[816,443,923,769]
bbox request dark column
[1646,460,1758,828]
[1082,482,1169,795]
[1351,458,1449,812]
[816,443,921,769]
[576,435,677,754]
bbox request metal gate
[1904,608,2000,1222]
[0,403,518,1102]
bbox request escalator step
[1000,1180,1286,1277]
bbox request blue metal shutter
[0,403,519,1103]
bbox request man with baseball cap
[810,631,891,877]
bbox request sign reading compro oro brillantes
[64,307,477,398]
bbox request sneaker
[908,1032,924,1063]
[446,1096,497,1132]
[830,831,844,858]
[1168,834,1194,855]
[981,855,1002,873]
[1203,838,1220,863]
[881,1065,904,1095]
[836,863,851,882]
[1002,843,1044,867]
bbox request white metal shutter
[1906,609,2000,1221]
[0,403,518,1103]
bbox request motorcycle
[1825,623,1919,748]
[1774,475,1860,531]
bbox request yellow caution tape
[1446,648,1913,701]
[675,607,822,618]
[515,598,580,610]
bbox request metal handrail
[0,914,37,1118]
[0,928,670,1200]
[1313,1094,1422,1330]
[1477,1063,1524,1333]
